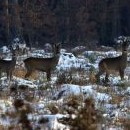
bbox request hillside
[0,42,130,129]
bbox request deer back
[99,40,129,73]
[24,43,61,71]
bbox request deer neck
[52,52,60,65]
[122,50,127,61]
[54,52,60,60]
[12,56,17,64]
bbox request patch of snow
[31,49,45,57]
[0,46,10,53]
[0,77,38,89]
[14,77,38,88]
[96,92,111,102]
[57,53,87,71]
[54,84,111,103]
[28,114,69,130]
[0,100,12,112]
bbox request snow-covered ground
[0,45,130,130]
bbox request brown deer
[24,43,61,81]
[96,39,129,83]
[0,47,17,80]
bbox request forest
[0,0,130,48]
[1,1,130,129]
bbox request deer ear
[53,43,57,49]
[10,46,14,52]
[52,43,61,50]
[56,42,61,48]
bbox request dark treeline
[0,0,130,48]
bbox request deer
[96,38,129,83]
[0,47,17,81]
[24,43,61,81]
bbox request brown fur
[24,43,61,81]
[0,48,17,80]
[96,41,129,83]
[89,72,97,84]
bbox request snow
[53,84,111,103]
[0,77,37,89]
[14,77,38,88]
[28,114,69,130]
[0,46,10,53]
[31,49,45,57]
[57,52,87,71]
[0,100,12,112]
[0,44,130,129]
[126,87,130,94]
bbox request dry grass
[59,97,102,130]
[0,125,5,130]
[110,94,124,105]
[46,103,59,114]
[56,69,89,85]
[123,119,130,130]
[0,50,130,130]
[89,72,97,84]
[13,67,39,80]
[0,125,22,130]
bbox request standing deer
[96,38,129,83]
[0,47,17,80]
[24,43,61,81]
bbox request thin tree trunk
[11,0,22,39]
[5,0,10,45]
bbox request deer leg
[119,69,124,80]
[46,70,51,81]
[7,71,10,80]
[105,73,109,83]
[0,69,1,78]
[9,71,13,81]
[96,71,103,83]
[6,71,11,87]
[7,71,12,87]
